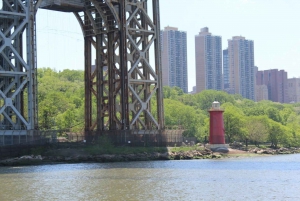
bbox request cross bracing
[0,0,38,134]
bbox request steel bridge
[0,0,164,143]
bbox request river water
[0,154,300,201]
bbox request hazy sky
[36,0,300,91]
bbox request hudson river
[1,154,300,200]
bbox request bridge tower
[73,0,165,136]
[0,0,38,141]
[0,0,164,141]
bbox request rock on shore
[248,147,300,155]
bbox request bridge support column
[74,0,164,140]
[0,0,38,140]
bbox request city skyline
[36,0,300,92]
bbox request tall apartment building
[195,27,222,93]
[161,26,188,93]
[256,85,269,102]
[255,66,268,102]
[256,69,288,103]
[226,36,255,100]
[287,78,300,103]
[223,49,229,90]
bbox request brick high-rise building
[195,27,222,93]
[227,36,255,100]
[287,78,300,103]
[256,85,269,102]
[161,26,188,93]
[256,69,288,103]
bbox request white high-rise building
[288,78,300,103]
[161,26,188,93]
[227,36,255,100]
[195,27,222,93]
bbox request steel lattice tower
[0,0,164,139]
[0,0,38,137]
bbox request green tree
[245,116,268,146]
[267,119,289,148]
[286,113,300,147]
[195,90,235,111]
[38,68,84,130]
[265,107,282,123]
[164,99,201,137]
[59,69,84,82]
[222,102,246,142]
[279,107,294,125]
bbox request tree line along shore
[37,68,300,148]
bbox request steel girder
[74,0,164,133]
[0,0,38,134]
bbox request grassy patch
[170,145,205,152]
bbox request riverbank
[1,146,300,166]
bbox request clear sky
[36,0,300,92]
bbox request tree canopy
[36,68,300,147]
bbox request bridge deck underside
[40,0,84,12]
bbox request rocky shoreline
[247,147,300,155]
[1,147,300,166]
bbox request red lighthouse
[208,100,228,151]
